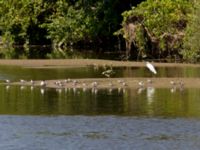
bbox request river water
[1,115,200,150]
[0,65,200,149]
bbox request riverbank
[0,59,198,68]
[0,59,200,89]
[5,77,200,89]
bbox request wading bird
[102,69,115,78]
[102,64,115,78]
[146,62,157,74]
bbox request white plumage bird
[146,62,157,74]
[5,79,10,84]
[40,80,46,87]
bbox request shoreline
[0,59,199,68]
[0,59,199,89]
[5,77,200,89]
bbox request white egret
[146,62,157,74]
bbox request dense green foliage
[182,1,200,62]
[118,0,192,60]
[0,0,134,48]
[0,0,199,61]
[0,0,45,45]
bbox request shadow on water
[0,46,124,60]
[0,64,200,117]
[0,65,200,81]
[1,85,200,118]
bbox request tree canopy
[0,0,199,61]
[182,0,200,62]
[117,0,192,60]
[0,0,135,47]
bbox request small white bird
[5,79,10,84]
[30,80,34,85]
[40,80,46,87]
[20,79,26,84]
[117,79,123,84]
[91,81,98,88]
[72,80,78,86]
[138,81,144,87]
[65,78,71,83]
[146,62,157,74]
[122,82,127,87]
[170,81,176,86]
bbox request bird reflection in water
[40,88,45,95]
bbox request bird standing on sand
[30,80,34,85]
[91,81,98,88]
[20,79,26,84]
[146,62,157,74]
[5,79,10,84]
[138,81,144,88]
[40,80,46,87]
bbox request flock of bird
[3,62,184,93]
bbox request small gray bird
[102,69,115,78]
